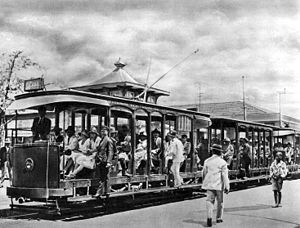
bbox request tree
[0,51,44,140]
[0,51,43,111]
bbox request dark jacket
[31,116,51,141]
[96,136,114,163]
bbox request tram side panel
[12,143,60,188]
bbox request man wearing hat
[202,144,230,227]
[270,151,287,208]
[94,125,114,198]
[168,130,185,187]
[31,106,51,142]
[222,137,234,169]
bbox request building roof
[89,60,139,85]
[172,101,300,131]
[173,101,271,117]
[73,59,169,96]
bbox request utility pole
[242,76,246,120]
[196,83,204,112]
[278,88,286,128]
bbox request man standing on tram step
[168,130,185,187]
[202,144,230,227]
[31,106,51,142]
[270,151,288,208]
[94,125,114,198]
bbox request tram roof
[211,117,277,130]
[8,89,211,122]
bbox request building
[172,101,300,147]
[73,59,169,104]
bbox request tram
[209,117,300,180]
[5,89,300,211]
[6,89,211,208]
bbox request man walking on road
[202,144,230,227]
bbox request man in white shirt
[169,130,184,187]
[202,144,230,227]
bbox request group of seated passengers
[30,107,198,177]
[133,129,200,175]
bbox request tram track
[1,173,299,221]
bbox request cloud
[0,0,300,118]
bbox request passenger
[31,106,51,142]
[88,126,102,153]
[119,124,130,142]
[168,130,184,187]
[135,132,148,174]
[274,142,284,159]
[94,126,114,198]
[60,126,79,175]
[180,134,191,172]
[66,130,95,178]
[118,135,131,176]
[222,137,234,169]
[49,126,64,144]
[270,151,288,208]
[202,144,230,227]
[163,133,172,172]
[151,128,162,171]
[239,138,251,178]
[285,142,293,165]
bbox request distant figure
[202,144,230,227]
[284,142,293,165]
[31,106,51,142]
[270,151,287,208]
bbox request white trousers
[171,161,182,186]
[206,190,224,220]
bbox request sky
[0,0,300,118]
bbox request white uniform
[202,154,230,221]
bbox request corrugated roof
[173,101,270,117]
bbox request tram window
[59,110,72,130]
[74,113,83,132]
[91,115,98,126]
